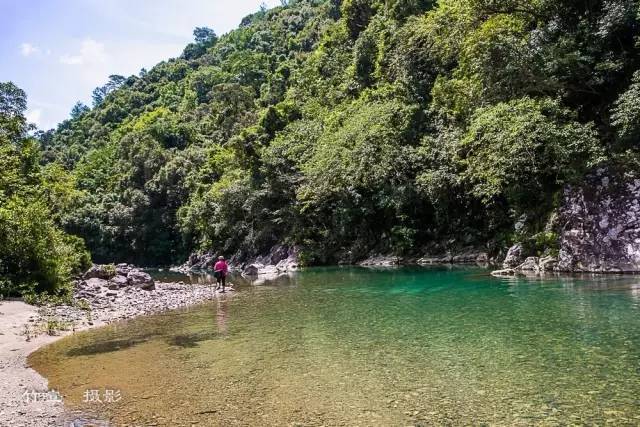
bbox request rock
[517,257,540,272]
[127,270,155,290]
[491,268,516,277]
[452,250,488,264]
[417,254,453,264]
[503,244,525,269]
[243,263,262,276]
[115,263,132,276]
[109,274,129,288]
[557,169,640,272]
[84,277,108,289]
[359,255,401,267]
[83,264,116,280]
[539,255,558,272]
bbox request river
[29,266,640,425]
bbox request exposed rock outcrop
[491,255,560,277]
[240,245,300,276]
[502,244,525,269]
[359,255,402,266]
[417,249,488,265]
[557,170,640,272]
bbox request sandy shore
[0,282,230,427]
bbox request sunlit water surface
[29,267,640,425]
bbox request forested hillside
[3,0,640,295]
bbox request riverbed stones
[109,274,129,288]
[84,277,108,289]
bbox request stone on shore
[126,270,155,290]
[83,264,116,280]
[109,274,129,288]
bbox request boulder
[491,268,516,277]
[359,255,401,267]
[243,263,263,276]
[417,254,453,264]
[557,170,640,272]
[127,270,155,290]
[109,274,129,289]
[517,257,540,272]
[502,244,524,269]
[83,264,116,280]
[539,256,558,272]
[115,263,132,276]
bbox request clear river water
[29,266,640,425]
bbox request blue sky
[0,0,281,130]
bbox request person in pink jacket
[213,256,228,292]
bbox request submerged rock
[417,254,453,264]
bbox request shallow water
[30,266,640,425]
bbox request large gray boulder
[502,244,525,269]
[557,170,640,272]
[127,270,155,290]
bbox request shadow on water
[166,331,222,348]
[66,337,150,357]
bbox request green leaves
[460,97,604,206]
[23,0,639,266]
[611,70,640,145]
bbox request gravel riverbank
[0,278,231,427]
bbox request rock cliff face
[557,170,640,273]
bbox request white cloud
[26,109,42,127]
[20,42,39,57]
[59,38,108,65]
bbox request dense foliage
[0,83,90,297]
[7,0,640,273]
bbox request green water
[30,267,640,425]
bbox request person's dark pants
[217,275,226,290]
